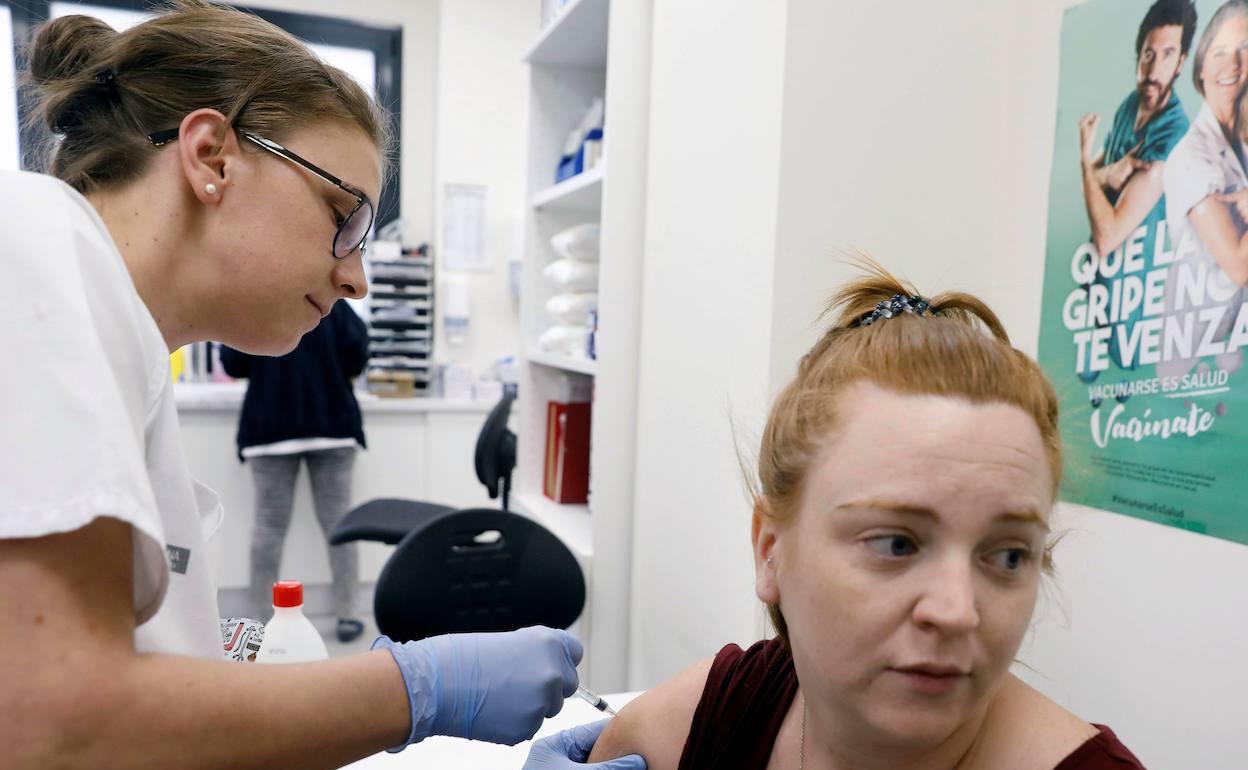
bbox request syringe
[575,685,617,716]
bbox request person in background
[1159,0,1248,382]
[221,300,370,643]
[587,263,1148,770]
[0,2,640,768]
[1077,0,1196,376]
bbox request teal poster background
[1040,0,1248,545]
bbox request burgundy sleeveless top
[677,639,1148,770]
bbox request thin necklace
[799,698,806,770]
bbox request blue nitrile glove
[523,719,647,770]
[373,626,582,749]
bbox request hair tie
[851,294,939,328]
[94,69,117,93]
[53,69,121,133]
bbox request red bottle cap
[272,580,304,608]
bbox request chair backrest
[474,391,517,511]
[373,507,586,642]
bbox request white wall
[767,0,1024,385]
[432,0,537,375]
[628,0,790,688]
[628,1,1246,767]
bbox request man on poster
[1077,0,1197,375]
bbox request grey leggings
[248,446,358,619]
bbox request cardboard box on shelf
[367,370,418,398]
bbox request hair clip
[93,69,120,100]
[53,70,120,133]
[851,293,938,327]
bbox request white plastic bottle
[255,581,329,663]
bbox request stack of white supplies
[539,223,600,358]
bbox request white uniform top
[0,170,222,657]
[1161,102,1247,378]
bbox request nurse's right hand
[374,626,582,749]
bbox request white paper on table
[443,182,489,271]
[341,692,643,769]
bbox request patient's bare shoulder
[587,656,715,770]
[974,674,1101,770]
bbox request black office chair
[372,507,586,642]
[329,391,517,546]
[474,389,518,511]
[329,391,584,640]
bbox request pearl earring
[205,183,218,195]
[766,555,774,566]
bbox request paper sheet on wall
[443,183,489,271]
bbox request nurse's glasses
[147,128,375,259]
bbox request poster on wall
[1039,0,1248,546]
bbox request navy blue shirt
[220,302,369,461]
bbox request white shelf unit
[527,349,598,376]
[531,165,605,211]
[525,0,609,68]
[514,0,651,692]
[512,489,592,560]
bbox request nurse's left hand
[523,719,646,770]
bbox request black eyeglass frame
[147,127,375,259]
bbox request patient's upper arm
[587,656,714,770]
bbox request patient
[589,264,1147,770]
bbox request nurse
[1158,0,1248,380]
[0,3,640,769]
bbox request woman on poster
[1160,0,1248,380]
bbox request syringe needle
[575,685,617,716]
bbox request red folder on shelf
[544,401,592,504]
